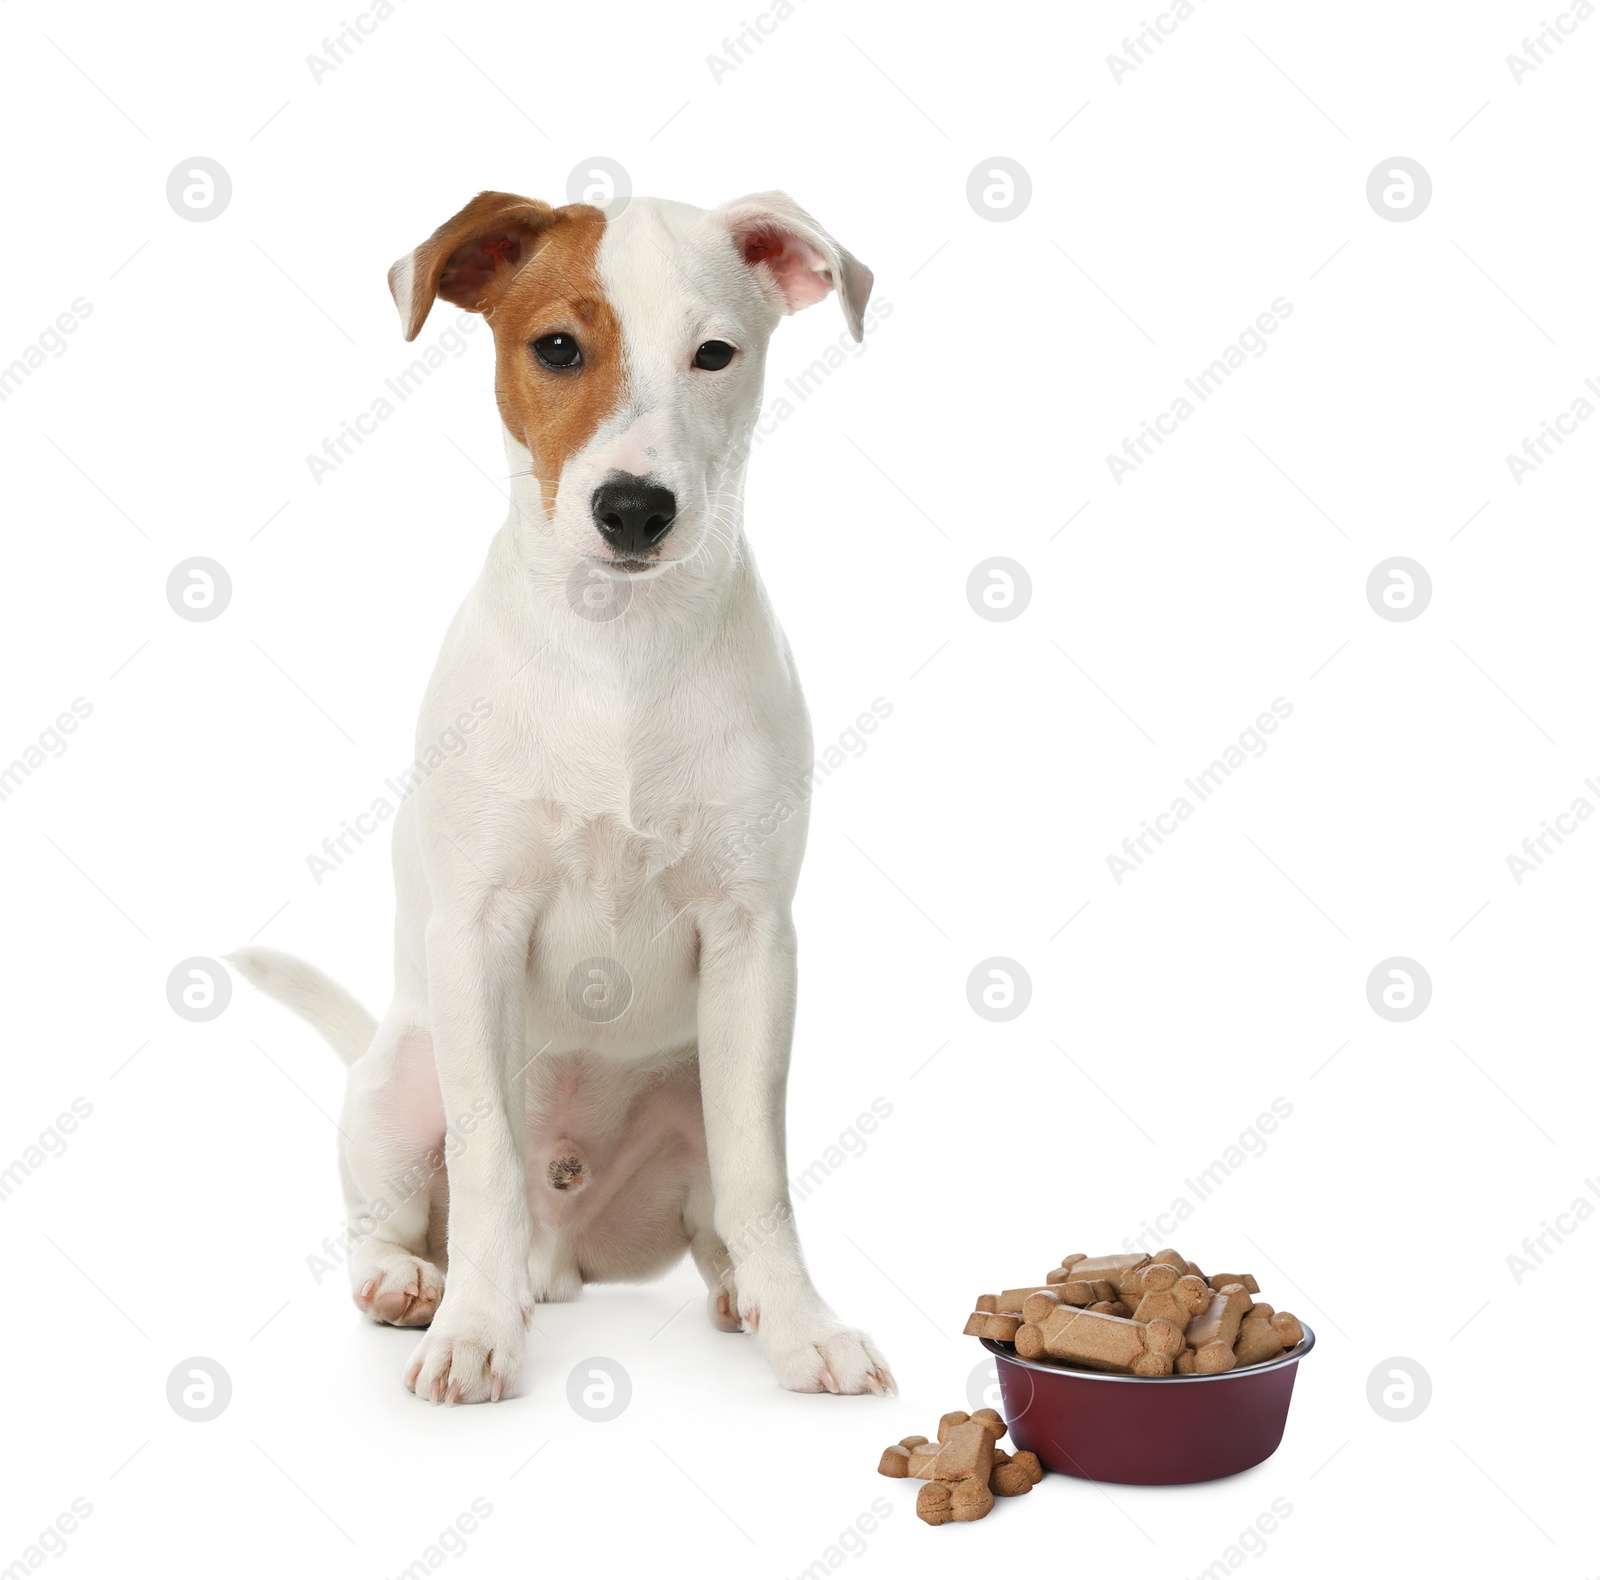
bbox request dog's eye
[531,333,582,370]
[693,340,736,371]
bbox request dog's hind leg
[230,933,447,1327]
[341,1010,449,1328]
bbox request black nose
[590,475,677,557]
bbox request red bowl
[984,1327,1315,1485]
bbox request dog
[230,188,894,1405]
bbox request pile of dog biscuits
[877,1408,1043,1525]
[963,1249,1304,1376]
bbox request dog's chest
[509,721,743,930]
[537,801,695,913]
[496,674,798,876]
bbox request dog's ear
[719,191,873,342]
[388,191,561,342]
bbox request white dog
[231,188,894,1405]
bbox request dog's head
[389,191,871,574]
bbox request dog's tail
[226,946,377,1066]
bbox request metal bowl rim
[980,1323,1315,1384]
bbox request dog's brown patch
[391,192,625,511]
[547,1154,586,1192]
[487,214,624,514]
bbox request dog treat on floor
[878,1407,1040,1526]
[918,1476,994,1525]
[1009,1450,1043,1484]
[965,1245,1308,1377]
[934,1421,997,1483]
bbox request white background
[2,0,1595,1575]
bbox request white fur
[233,194,892,1405]
[230,947,375,1064]
[388,250,416,339]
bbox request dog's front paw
[755,1309,895,1396]
[403,1297,526,1404]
